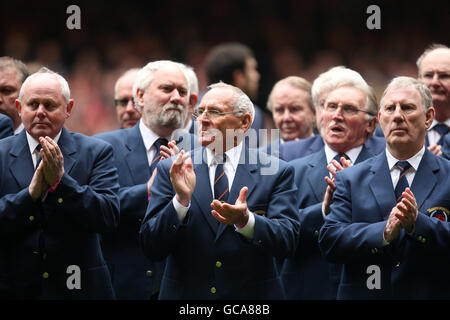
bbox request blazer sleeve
[0,116,14,139]
[251,164,301,259]
[318,171,390,264]
[43,142,120,234]
[139,159,181,261]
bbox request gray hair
[380,76,433,112]
[0,56,29,83]
[207,82,255,124]
[266,76,313,112]
[416,43,450,77]
[311,66,367,109]
[18,67,71,104]
[133,60,190,112]
[178,63,199,95]
[114,68,140,99]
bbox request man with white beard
[95,60,195,299]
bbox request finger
[237,186,248,204]
[211,210,228,224]
[326,164,337,178]
[403,188,417,206]
[332,159,343,171]
[342,158,352,168]
[173,150,184,166]
[324,176,336,190]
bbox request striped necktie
[394,161,411,202]
[150,138,168,174]
[214,154,229,203]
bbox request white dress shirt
[427,119,450,145]
[172,141,255,239]
[26,131,62,168]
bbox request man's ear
[241,113,252,131]
[65,99,74,118]
[15,99,22,117]
[136,88,145,109]
[425,106,435,129]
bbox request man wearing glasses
[280,72,385,299]
[320,76,450,299]
[140,82,300,299]
[113,68,141,129]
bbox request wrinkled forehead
[325,86,366,106]
[382,85,422,106]
[22,74,63,98]
[421,48,450,71]
[152,64,188,87]
[200,87,236,109]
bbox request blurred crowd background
[1,0,448,135]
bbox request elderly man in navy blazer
[320,76,450,299]
[280,70,385,299]
[0,68,119,299]
[0,113,13,139]
[95,60,197,299]
[140,82,300,299]
[279,66,377,162]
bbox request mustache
[328,121,347,131]
[162,103,184,113]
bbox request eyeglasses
[192,109,243,119]
[324,103,375,117]
[114,98,133,107]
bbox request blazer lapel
[57,128,77,175]
[9,131,34,189]
[125,125,151,183]
[307,150,329,202]
[411,150,438,209]
[369,152,397,220]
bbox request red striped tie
[394,161,411,202]
[214,154,229,202]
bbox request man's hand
[160,140,180,160]
[40,136,64,186]
[428,144,442,156]
[322,157,351,215]
[211,186,249,226]
[29,161,50,201]
[384,207,403,243]
[394,187,418,234]
[170,150,196,207]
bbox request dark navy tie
[394,161,411,202]
[332,153,349,164]
[150,138,168,174]
[434,123,449,146]
[214,154,229,203]
[35,144,42,169]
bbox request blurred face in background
[115,70,141,129]
[418,48,450,121]
[242,57,260,101]
[0,67,22,128]
[270,82,315,141]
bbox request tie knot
[154,138,168,149]
[333,153,349,163]
[395,161,411,172]
[434,123,449,136]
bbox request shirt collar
[26,130,62,155]
[386,146,425,172]
[324,143,362,165]
[139,120,172,151]
[206,141,243,172]
[14,122,24,135]
[429,119,450,130]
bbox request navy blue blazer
[0,114,14,139]
[442,134,450,160]
[95,122,197,299]
[319,149,450,299]
[140,146,300,300]
[278,135,324,162]
[0,128,119,299]
[280,138,385,299]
